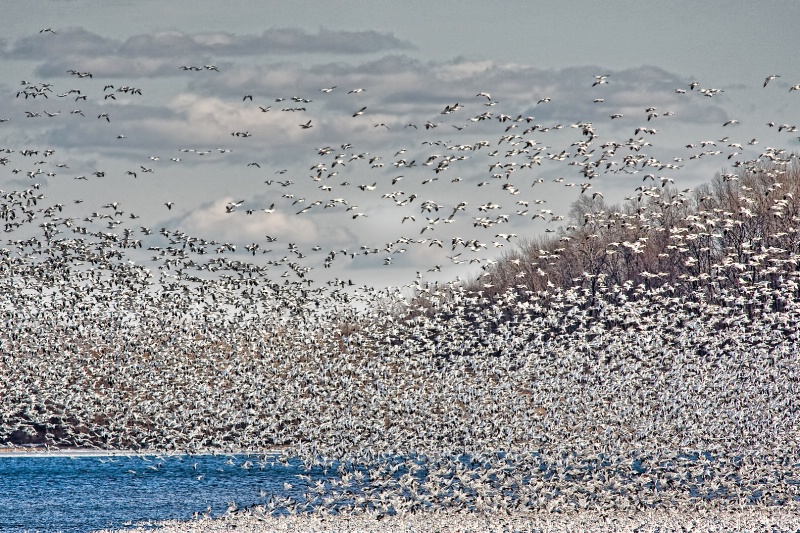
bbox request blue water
[0,453,304,533]
[3,451,796,532]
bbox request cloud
[177,196,324,245]
[185,58,729,129]
[2,28,117,60]
[3,27,415,78]
[118,28,415,57]
[35,56,188,79]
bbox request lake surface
[3,450,798,532]
[0,452,305,533]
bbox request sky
[1,1,799,291]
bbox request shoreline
[94,507,800,533]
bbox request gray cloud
[34,57,193,79]
[2,27,415,72]
[3,28,117,60]
[184,57,730,131]
[119,28,415,57]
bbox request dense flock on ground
[2,29,800,521]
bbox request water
[0,452,303,533]
[3,451,796,532]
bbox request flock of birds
[2,28,800,532]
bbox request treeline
[457,157,800,316]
